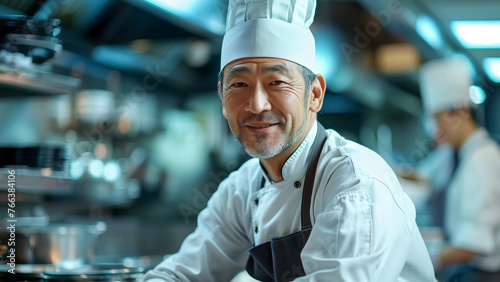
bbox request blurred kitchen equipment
[0,12,80,96]
[0,146,73,194]
[3,33,61,65]
[0,146,71,172]
[121,255,165,270]
[0,14,61,64]
[41,263,144,281]
[0,221,107,266]
[0,264,54,281]
[0,263,144,281]
[75,89,115,124]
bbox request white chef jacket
[143,121,436,282]
[445,127,500,272]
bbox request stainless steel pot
[1,221,106,266]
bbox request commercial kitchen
[0,0,499,281]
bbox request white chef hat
[419,54,475,114]
[220,0,317,73]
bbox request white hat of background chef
[419,54,475,114]
[221,0,317,72]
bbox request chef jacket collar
[458,127,489,161]
[259,120,318,185]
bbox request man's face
[433,109,464,147]
[220,57,311,159]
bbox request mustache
[241,113,283,124]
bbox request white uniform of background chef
[142,0,436,281]
[420,54,500,282]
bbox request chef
[419,55,500,282]
[142,0,436,281]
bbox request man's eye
[232,82,247,87]
[270,81,284,85]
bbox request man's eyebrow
[262,64,290,75]
[225,65,252,78]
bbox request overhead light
[144,0,197,14]
[483,57,500,83]
[469,85,486,104]
[416,15,443,50]
[451,21,500,48]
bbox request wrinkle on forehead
[262,64,291,75]
[224,58,296,79]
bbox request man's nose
[245,85,271,114]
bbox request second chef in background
[420,55,500,282]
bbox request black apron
[245,124,327,282]
[426,150,459,232]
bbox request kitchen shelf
[0,62,80,97]
[0,167,73,195]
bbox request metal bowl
[41,263,145,281]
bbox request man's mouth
[248,124,274,129]
[243,122,279,134]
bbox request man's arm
[294,179,435,281]
[438,246,479,268]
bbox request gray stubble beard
[240,111,308,160]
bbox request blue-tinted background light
[145,0,196,13]
[451,21,500,49]
[469,85,486,105]
[483,57,500,83]
[104,161,121,182]
[89,159,104,178]
[416,15,444,50]
[315,26,340,81]
[70,159,85,179]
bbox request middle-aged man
[420,54,500,282]
[142,0,436,281]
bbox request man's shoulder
[322,129,396,183]
[461,138,500,182]
[473,137,500,159]
[318,130,408,215]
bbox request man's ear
[218,81,228,119]
[217,81,222,99]
[308,74,326,113]
[222,103,228,119]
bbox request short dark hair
[218,63,317,99]
[298,64,317,101]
